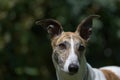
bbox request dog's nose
[68,64,79,74]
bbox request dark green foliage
[0,0,120,80]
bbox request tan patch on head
[51,32,86,48]
[101,69,120,80]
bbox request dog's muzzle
[68,63,79,75]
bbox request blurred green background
[0,0,120,80]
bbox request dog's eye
[78,44,85,51]
[58,43,66,50]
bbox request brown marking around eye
[58,42,67,50]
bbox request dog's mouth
[68,71,78,75]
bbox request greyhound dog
[36,15,120,80]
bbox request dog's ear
[35,19,63,39]
[75,15,100,40]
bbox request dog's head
[36,15,99,75]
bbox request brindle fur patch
[101,69,120,80]
[52,32,86,48]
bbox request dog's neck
[52,55,94,80]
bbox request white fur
[92,69,106,80]
[86,64,106,80]
[63,36,79,72]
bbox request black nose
[68,64,79,75]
